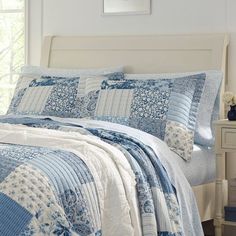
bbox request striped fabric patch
[96,89,133,117]
[17,86,52,113]
[0,193,32,236]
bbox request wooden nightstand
[214,120,236,236]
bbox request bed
[41,34,229,222]
[0,34,229,236]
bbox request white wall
[28,0,236,178]
[28,0,228,65]
[42,0,226,35]
[28,0,43,65]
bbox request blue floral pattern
[0,143,101,236]
[8,88,26,114]
[60,189,94,235]
[131,88,170,120]
[42,78,79,117]
[0,116,203,236]
[7,76,80,118]
[75,90,100,118]
[7,72,124,118]
[88,128,183,236]
[95,74,206,161]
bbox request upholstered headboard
[40,34,229,118]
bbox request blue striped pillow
[95,74,206,161]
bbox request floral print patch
[131,88,170,120]
[75,90,100,118]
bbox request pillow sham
[124,71,223,147]
[94,74,206,161]
[7,72,124,118]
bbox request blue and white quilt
[0,115,204,236]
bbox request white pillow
[21,65,124,78]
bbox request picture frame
[102,0,151,16]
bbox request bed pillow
[7,72,124,118]
[194,72,222,147]
[21,65,124,78]
[124,71,223,147]
[94,74,206,161]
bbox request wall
[28,0,236,177]
[28,0,227,65]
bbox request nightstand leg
[215,225,222,236]
[214,153,224,236]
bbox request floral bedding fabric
[0,116,204,236]
[94,74,206,161]
[123,71,223,147]
[7,72,124,118]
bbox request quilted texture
[7,77,80,117]
[7,72,124,118]
[124,71,223,147]
[95,74,206,161]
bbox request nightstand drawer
[222,128,236,149]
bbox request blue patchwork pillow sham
[7,72,124,118]
[124,71,223,147]
[94,74,206,161]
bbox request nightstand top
[214,119,236,126]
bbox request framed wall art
[103,0,151,15]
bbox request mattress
[172,145,216,186]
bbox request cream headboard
[40,34,229,117]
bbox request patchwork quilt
[0,116,204,236]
